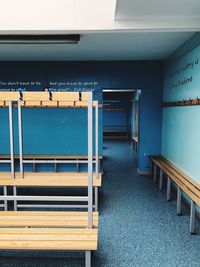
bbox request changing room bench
[151,156,200,234]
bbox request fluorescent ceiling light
[0,34,80,44]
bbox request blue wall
[103,92,133,132]
[0,61,163,172]
[162,33,200,182]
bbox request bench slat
[0,240,97,250]
[0,172,102,187]
[0,211,98,228]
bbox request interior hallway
[0,140,199,267]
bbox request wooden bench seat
[0,228,98,251]
[151,156,200,234]
[0,211,98,252]
[0,172,102,187]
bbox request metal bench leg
[13,186,17,211]
[3,186,8,211]
[85,251,91,267]
[159,169,163,190]
[177,187,182,215]
[190,200,195,234]
[166,176,171,201]
[94,187,98,212]
[153,164,157,182]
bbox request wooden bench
[0,92,99,266]
[0,211,98,266]
[0,172,102,211]
[151,156,200,234]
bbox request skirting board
[137,168,151,176]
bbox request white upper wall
[0,0,199,32]
[0,0,116,31]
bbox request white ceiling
[0,0,198,61]
[0,32,194,61]
[115,0,200,20]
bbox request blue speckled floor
[0,140,200,266]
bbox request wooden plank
[0,92,19,101]
[52,92,90,102]
[10,177,102,187]
[0,211,99,219]
[23,92,49,101]
[0,172,102,187]
[0,228,98,235]
[0,240,97,250]
[0,220,98,228]
[0,235,97,242]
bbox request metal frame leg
[166,176,171,201]
[85,251,91,267]
[153,164,157,182]
[18,102,24,178]
[159,169,163,190]
[4,186,7,211]
[190,200,195,234]
[76,160,79,172]
[94,187,98,212]
[13,186,17,211]
[177,187,182,215]
[33,159,36,172]
[9,101,15,178]
[54,161,58,172]
[88,92,93,228]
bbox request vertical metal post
[54,160,57,172]
[153,164,157,182]
[190,200,195,234]
[166,176,171,201]
[76,160,79,172]
[177,186,182,215]
[159,169,163,190]
[85,251,91,267]
[18,102,24,178]
[33,159,36,172]
[13,186,17,211]
[9,101,15,178]
[3,186,7,211]
[95,102,99,178]
[88,92,93,228]
[95,187,98,212]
